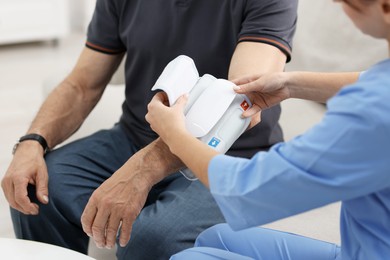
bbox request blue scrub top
[208,59,390,260]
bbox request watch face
[12,143,19,155]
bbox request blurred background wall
[289,0,388,72]
[0,0,93,45]
[1,0,387,77]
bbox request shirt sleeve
[239,0,298,62]
[86,0,126,54]
[208,81,390,231]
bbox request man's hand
[81,163,152,249]
[81,134,184,250]
[1,142,49,215]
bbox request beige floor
[0,33,340,259]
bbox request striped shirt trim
[238,36,292,62]
[85,41,126,55]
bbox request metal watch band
[12,133,50,155]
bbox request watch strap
[13,134,50,155]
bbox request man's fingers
[90,206,111,248]
[119,217,133,247]
[35,166,49,205]
[81,201,97,238]
[1,178,24,213]
[13,178,38,215]
[105,214,121,249]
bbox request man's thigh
[117,175,225,260]
[44,124,138,223]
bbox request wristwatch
[12,134,50,155]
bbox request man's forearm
[26,48,123,149]
[27,78,103,149]
[123,138,184,186]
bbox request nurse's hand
[146,92,188,147]
[232,73,290,118]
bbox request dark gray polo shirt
[86,0,298,158]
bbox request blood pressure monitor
[152,55,252,180]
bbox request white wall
[0,0,71,45]
[287,0,388,72]
[68,0,96,32]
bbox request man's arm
[1,48,123,215]
[229,41,287,79]
[80,41,289,249]
[229,41,288,127]
[29,47,124,147]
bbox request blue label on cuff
[208,137,221,148]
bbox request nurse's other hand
[146,92,188,145]
[232,73,290,118]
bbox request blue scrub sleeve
[208,81,390,231]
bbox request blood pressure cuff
[152,56,252,180]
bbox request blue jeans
[11,124,225,259]
[171,224,341,259]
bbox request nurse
[146,0,390,259]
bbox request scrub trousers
[10,124,225,260]
[171,224,341,260]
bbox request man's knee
[116,217,197,260]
